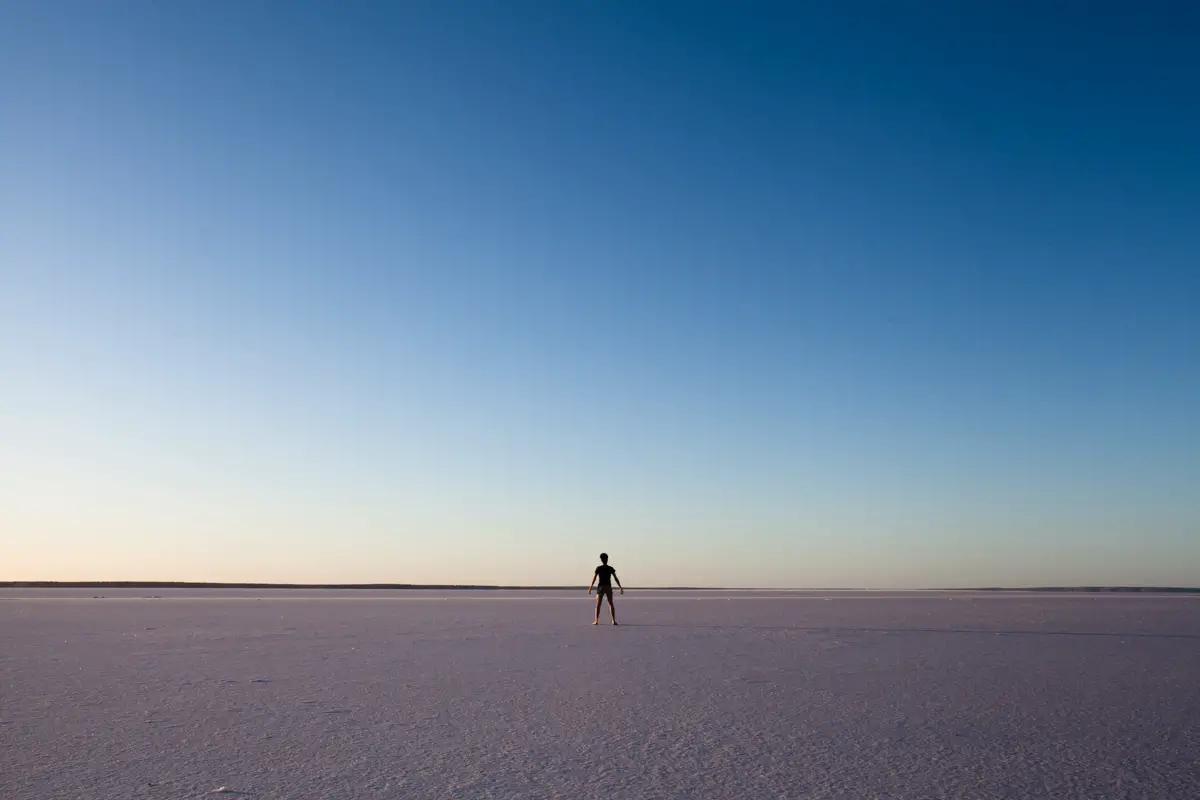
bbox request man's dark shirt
[595,564,615,588]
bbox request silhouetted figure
[588,552,623,624]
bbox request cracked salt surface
[2,590,1199,799]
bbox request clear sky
[2,2,1198,587]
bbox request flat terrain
[3,590,1198,799]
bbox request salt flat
[3,590,1198,799]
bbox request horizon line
[3,581,1199,594]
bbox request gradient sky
[3,2,1198,587]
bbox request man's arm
[614,571,624,594]
[588,572,597,594]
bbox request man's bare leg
[607,593,617,625]
[594,593,602,624]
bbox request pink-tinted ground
[2,590,1198,799]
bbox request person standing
[587,552,623,625]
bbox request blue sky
[3,2,1198,586]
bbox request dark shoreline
[951,586,1200,594]
[2,581,1198,593]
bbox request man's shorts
[596,585,614,598]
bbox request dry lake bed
[3,589,1198,799]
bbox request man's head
[599,552,609,564]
